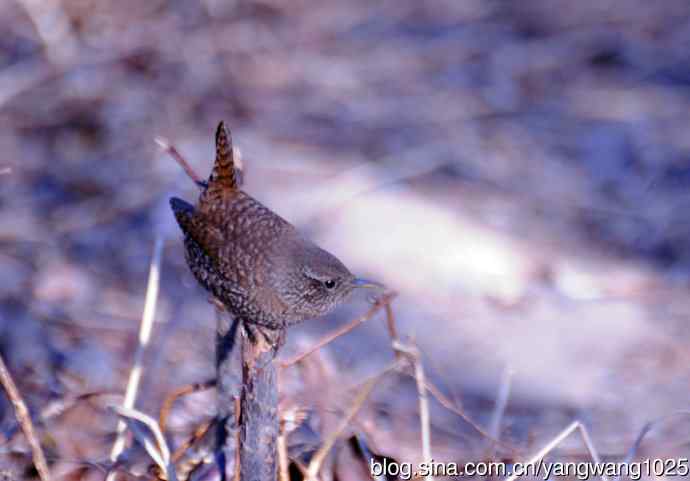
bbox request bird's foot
[242,322,286,368]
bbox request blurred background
[3,0,690,479]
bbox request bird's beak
[352,278,384,289]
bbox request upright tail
[208,121,238,191]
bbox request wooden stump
[238,327,279,481]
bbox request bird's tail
[207,121,238,191]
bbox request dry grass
[3,1,690,479]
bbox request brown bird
[170,122,375,342]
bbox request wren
[170,122,374,340]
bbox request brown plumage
[170,122,364,332]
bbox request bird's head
[270,238,379,323]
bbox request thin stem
[108,235,164,477]
[0,353,51,481]
[280,292,396,368]
[155,136,204,186]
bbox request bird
[170,121,376,344]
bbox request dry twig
[384,301,399,344]
[107,235,164,478]
[110,405,177,481]
[305,361,400,480]
[155,137,204,186]
[3,390,119,443]
[277,424,290,481]
[159,380,216,432]
[421,378,518,454]
[392,340,432,480]
[156,135,244,188]
[280,292,397,368]
[484,365,513,460]
[171,419,214,463]
[0,353,51,481]
[488,366,512,441]
[504,420,606,481]
[616,410,690,472]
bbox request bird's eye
[324,279,337,289]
